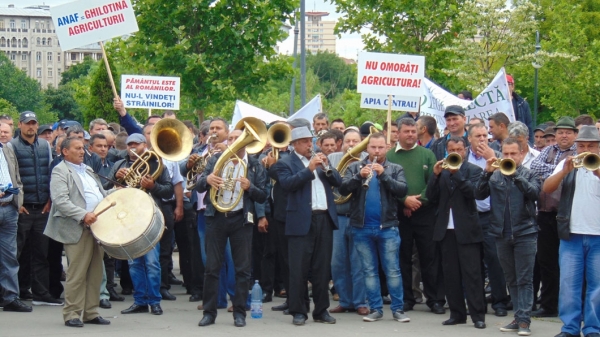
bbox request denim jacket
[475,165,541,238]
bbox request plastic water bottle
[250,280,263,319]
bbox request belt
[23,203,44,210]
[0,202,11,207]
[223,209,243,218]
[478,211,491,215]
[312,209,327,215]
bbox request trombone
[492,158,517,176]
[572,152,600,171]
[441,153,463,170]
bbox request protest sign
[357,52,425,97]
[360,93,421,113]
[121,75,181,110]
[51,0,139,51]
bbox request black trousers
[173,203,194,287]
[398,206,444,308]
[536,211,560,312]
[440,230,485,323]
[203,211,252,318]
[272,218,290,295]
[479,211,509,309]
[119,260,132,290]
[251,213,277,295]
[158,202,175,290]
[103,254,116,291]
[188,210,204,297]
[47,238,64,299]
[16,207,50,299]
[287,212,333,318]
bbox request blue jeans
[0,205,20,303]
[331,215,366,309]
[129,243,161,306]
[558,234,600,336]
[197,211,235,307]
[496,234,537,324]
[352,226,404,313]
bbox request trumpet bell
[267,123,291,149]
[234,117,267,154]
[442,153,463,170]
[573,152,600,171]
[492,158,517,175]
[150,119,194,162]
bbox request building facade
[0,5,102,88]
[296,11,336,54]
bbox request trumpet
[267,124,291,164]
[441,153,463,170]
[492,158,517,176]
[572,152,600,171]
[310,149,333,176]
[121,149,164,191]
[185,149,216,190]
[362,156,377,190]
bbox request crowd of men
[0,78,599,337]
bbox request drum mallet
[95,201,117,217]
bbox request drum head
[90,188,155,246]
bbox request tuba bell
[441,153,463,170]
[267,123,291,163]
[492,158,517,176]
[150,118,194,162]
[333,126,378,204]
[209,117,267,213]
[572,152,600,171]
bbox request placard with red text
[357,52,425,97]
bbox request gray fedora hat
[575,125,600,142]
[290,126,313,142]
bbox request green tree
[0,98,19,118]
[80,52,120,125]
[306,51,356,98]
[59,56,96,85]
[111,0,297,122]
[44,84,81,121]
[0,53,44,112]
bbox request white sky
[1,0,364,59]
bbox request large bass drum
[90,188,165,260]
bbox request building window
[37,37,40,45]
[6,39,9,48]
[11,37,16,47]
[9,20,15,29]
[36,52,41,61]
[57,68,61,76]
[47,52,52,61]
[0,37,5,47]
[0,21,4,29]
[42,38,46,46]
[9,53,15,60]
[47,38,51,46]
[35,21,39,29]
[41,21,45,30]
[36,68,41,77]
[71,53,77,61]
[21,54,26,61]
[57,53,60,62]
[18,39,21,48]
[22,38,27,48]
[21,20,26,29]
[48,68,52,77]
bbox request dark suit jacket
[268,151,291,223]
[275,151,342,236]
[426,161,483,244]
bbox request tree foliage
[59,56,96,85]
[80,52,120,125]
[0,52,44,112]
[44,84,81,121]
[306,51,356,98]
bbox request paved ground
[0,254,564,337]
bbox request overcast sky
[2,0,364,59]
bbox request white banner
[288,95,322,130]
[357,52,425,97]
[419,68,515,130]
[360,93,421,112]
[51,0,139,51]
[121,75,180,110]
[232,101,285,128]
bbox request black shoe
[160,289,176,301]
[382,295,392,304]
[293,314,306,326]
[234,316,246,327]
[272,302,288,311]
[283,309,290,315]
[262,293,273,303]
[150,304,163,315]
[121,288,133,295]
[404,303,414,311]
[495,308,508,317]
[108,289,125,302]
[99,299,111,309]
[84,316,111,325]
[20,290,33,300]
[65,318,84,327]
[189,294,202,302]
[431,303,446,314]
[3,299,32,312]
[198,315,215,326]
[531,307,558,317]
[169,273,183,285]
[474,321,486,329]
[313,312,336,324]
[442,318,466,325]
[554,333,580,337]
[121,304,149,314]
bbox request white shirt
[196,141,227,211]
[295,151,328,210]
[522,146,541,169]
[66,161,103,212]
[551,159,600,235]
[0,148,14,203]
[467,149,490,212]
[220,152,247,212]
[162,158,184,202]
[447,208,455,229]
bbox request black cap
[37,124,53,135]
[360,121,375,137]
[534,123,548,132]
[444,105,465,118]
[19,111,38,123]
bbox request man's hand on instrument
[372,163,384,175]
[308,154,322,171]
[263,151,276,168]
[360,165,372,178]
[485,157,498,173]
[115,168,128,180]
[238,177,251,191]
[140,175,155,190]
[433,160,444,176]
[317,153,329,167]
[258,217,268,233]
[213,143,227,152]
[563,156,575,174]
[187,154,201,170]
[113,97,127,117]
[83,212,97,227]
[206,173,223,189]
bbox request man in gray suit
[44,138,110,328]
[0,141,30,312]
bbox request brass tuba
[120,150,164,191]
[492,158,517,176]
[572,152,600,171]
[441,153,463,170]
[209,117,267,212]
[150,118,193,162]
[333,126,378,204]
[267,123,291,163]
[186,134,217,190]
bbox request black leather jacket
[475,165,540,238]
[339,158,407,229]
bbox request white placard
[121,75,181,110]
[360,93,421,112]
[51,0,139,51]
[357,52,425,97]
